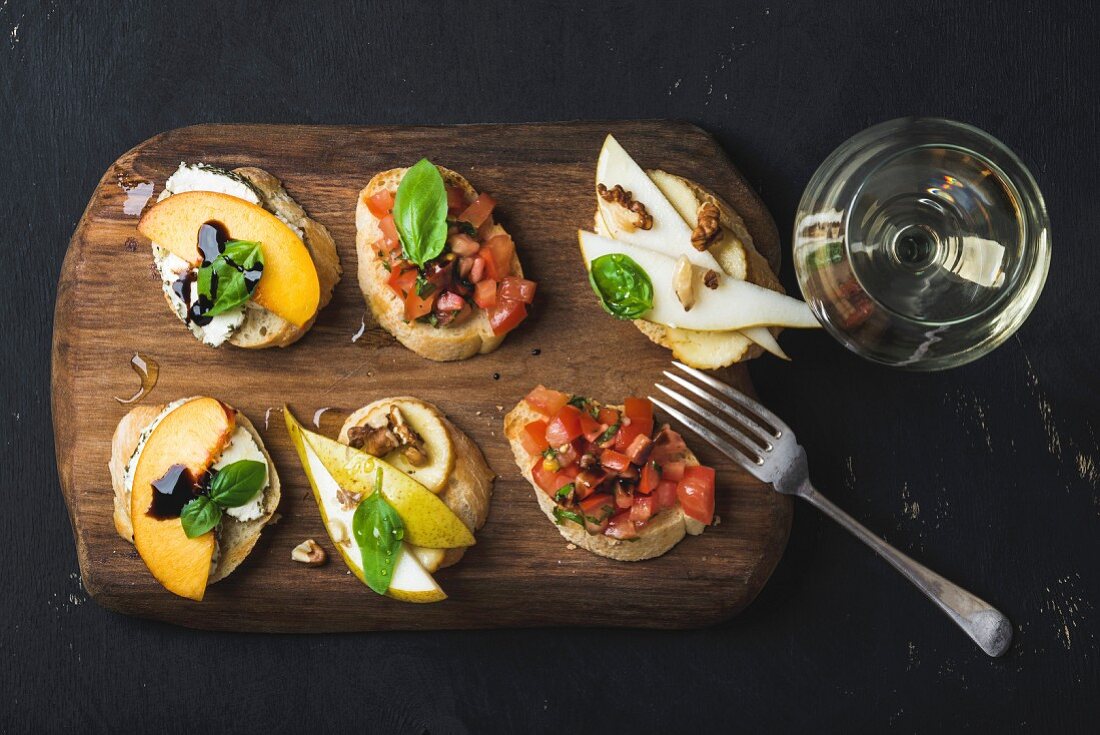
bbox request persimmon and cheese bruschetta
[138,163,341,348]
[109,397,280,600]
[356,159,536,361]
[505,386,716,561]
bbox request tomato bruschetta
[504,387,717,561]
[356,159,536,361]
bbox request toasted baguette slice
[595,170,786,368]
[227,167,341,348]
[109,402,281,583]
[339,397,494,568]
[504,399,705,562]
[355,166,523,361]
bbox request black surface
[3,1,1098,732]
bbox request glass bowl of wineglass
[794,117,1050,370]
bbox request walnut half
[291,539,327,566]
[598,183,653,232]
[691,202,721,251]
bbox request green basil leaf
[552,506,585,527]
[393,159,448,268]
[449,219,477,237]
[587,253,654,320]
[598,422,621,444]
[196,239,264,317]
[180,496,222,538]
[353,468,405,595]
[554,483,575,501]
[207,459,267,508]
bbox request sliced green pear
[285,409,446,602]
[579,231,819,331]
[740,326,791,360]
[286,408,474,549]
[596,135,723,271]
[410,546,446,573]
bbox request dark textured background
[3,1,1098,732]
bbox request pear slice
[740,326,791,361]
[409,546,446,573]
[285,409,446,602]
[579,231,819,331]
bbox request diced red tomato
[677,466,716,525]
[470,256,487,283]
[481,234,515,280]
[574,469,606,500]
[613,418,653,453]
[519,420,549,455]
[498,277,537,304]
[379,214,400,250]
[365,190,395,219]
[614,482,633,509]
[661,460,686,482]
[525,386,570,417]
[404,290,435,320]
[458,193,496,228]
[599,449,631,473]
[638,462,660,495]
[578,411,603,441]
[532,459,574,497]
[579,493,615,534]
[447,232,480,256]
[473,279,498,309]
[545,405,584,447]
[436,291,465,312]
[605,511,638,539]
[446,186,468,214]
[487,298,527,336]
[655,479,679,509]
[623,397,653,423]
[651,427,689,464]
[597,407,621,426]
[630,494,656,523]
[387,264,417,298]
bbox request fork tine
[655,383,771,455]
[670,361,787,436]
[661,371,775,448]
[649,396,767,479]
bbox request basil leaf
[180,496,222,538]
[588,253,653,320]
[353,468,405,595]
[554,483,575,501]
[598,422,621,444]
[449,219,477,237]
[196,239,265,317]
[207,459,267,508]
[552,506,585,527]
[393,159,448,268]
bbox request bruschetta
[355,159,536,361]
[505,386,716,561]
[109,397,281,600]
[137,163,341,348]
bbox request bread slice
[109,402,281,583]
[226,167,341,349]
[504,399,706,562]
[595,171,786,368]
[355,166,523,361]
[339,397,494,568]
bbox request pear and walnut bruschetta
[108,397,280,601]
[505,386,716,561]
[137,163,341,349]
[285,397,493,603]
[356,159,536,361]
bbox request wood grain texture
[52,121,790,631]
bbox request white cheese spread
[215,426,269,522]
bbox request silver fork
[652,361,1012,657]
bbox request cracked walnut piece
[597,183,653,231]
[691,201,721,251]
[346,405,428,466]
[291,539,327,566]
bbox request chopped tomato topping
[519,420,549,456]
[579,493,614,533]
[655,479,679,509]
[638,462,660,495]
[458,193,496,228]
[474,279,498,309]
[613,418,653,453]
[404,289,435,320]
[447,232,480,256]
[436,291,466,312]
[623,397,653,423]
[387,263,418,299]
[661,460,686,482]
[545,405,584,446]
[365,190,395,219]
[599,449,631,473]
[487,298,527,336]
[677,466,716,525]
[578,411,603,442]
[597,407,620,426]
[525,386,570,417]
[574,469,606,500]
[605,511,638,539]
[630,494,656,523]
[532,459,574,497]
[556,441,580,468]
[446,186,468,214]
[481,234,514,280]
[614,482,633,509]
[498,277,537,304]
[379,214,400,251]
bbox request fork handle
[799,482,1012,657]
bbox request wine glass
[794,117,1050,370]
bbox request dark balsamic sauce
[148,463,205,519]
[171,222,263,326]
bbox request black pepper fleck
[492,373,500,380]
[531,348,541,356]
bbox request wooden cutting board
[52,121,792,632]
